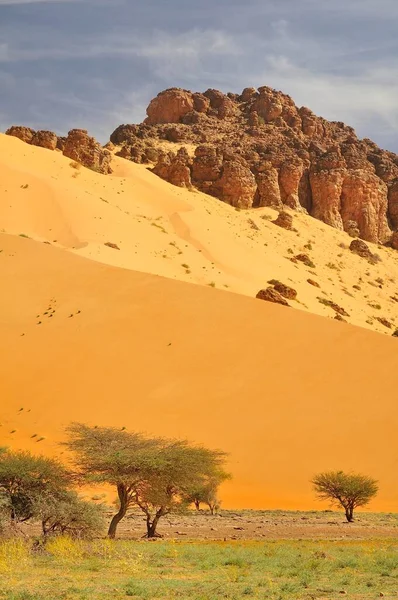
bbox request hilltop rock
[31,130,58,151]
[6,126,36,144]
[146,89,195,125]
[63,129,112,174]
[110,84,398,243]
[56,136,67,152]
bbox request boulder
[145,89,195,125]
[272,211,294,230]
[349,239,374,260]
[256,287,290,306]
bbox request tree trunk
[194,500,200,511]
[146,514,162,538]
[345,506,354,522]
[108,484,129,539]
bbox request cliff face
[111,86,398,244]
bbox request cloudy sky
[1,0,398,150]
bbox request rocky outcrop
[110,84,398,244]
[31,130,58,150]
[272,282,297,300]
[254,163,282,208]
[256,287,290,306]
[4,124,112,174]
[391,231,398,250]
[6,126,36,144]
[63,129,112,174]
[217,159,256,208]
[388,180,398,230]
[272,211,294,231]
[56,136,67,152]
[152,148,191,188]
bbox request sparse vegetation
[317,297,349,317]
[151,222,167,234]
[1,537,398,599]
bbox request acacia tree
[64,424,230,539]
[0,450,70,525]
[186,471,231,514]
[132,441,230,537]
[312,470,378,522]
[64,423,164,538]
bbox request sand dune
[1,234,397,510]
[1,133,397,336]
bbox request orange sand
[1,233,397,511]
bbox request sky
[1,0,398,150]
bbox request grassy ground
[3,537,398,600]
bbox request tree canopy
[0,449,70,524]
[312,470,379,522]
[64,423,231,538]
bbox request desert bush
[35,490,106,538]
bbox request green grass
[1,538,397,599]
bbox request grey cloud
[1,0,398,151]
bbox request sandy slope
[1,234,397,511]
[1,133,397,337]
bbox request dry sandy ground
[112,510,398,541]
[0,233,397,511]
[1,133,397,336]
[21,509,398,541]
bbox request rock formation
[5,126,112,174]
[63,129,112,174]
[5,126,36,144]
[256,287,290,306]
[6,82,398,245]
[110,85,398,244]
[31,130,58,151]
